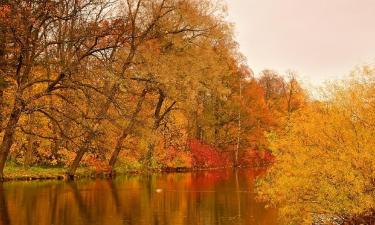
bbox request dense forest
[0,0,305,178]
[1,0,375,224]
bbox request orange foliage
[239,79,276,152]
[155,147,192,168]
[84,155,112,174]
[239,149,275,167]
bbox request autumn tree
[0,0,122,179]
[258,70,306,125]
[0,0,286,178]
[257,65,375,225]
[106,0,245,169]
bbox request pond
[0,169,277,225]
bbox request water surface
[0,169,276,225]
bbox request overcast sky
[226,0,375,86]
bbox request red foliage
[188,139,230,168]
[0,5,11,18]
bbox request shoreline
[1,165,264,182]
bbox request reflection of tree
[0,184,10,225]
[235,169,242,220]
[145,174,153,202]
[0,170,277,225]
[49,183,63,225]
[25,189,33,225]
[106,180,121,214]
[68,182,91,224]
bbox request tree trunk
[235,77,242,167]
[144,124,158,168]
[0,21,6,134]
[24,115,35,166]
[0,90,3,133]
[24,135,34,166]
[50,116,62,165]
[66,136,92,179]
[66,84,119,178]
[143,92,176,168]
[108,89,147,168]
[108,131,129,168]
[0,103,22,180]
[51,137,61,164]
[48,65,62,164]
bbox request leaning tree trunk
[66,84,119,178]
[108,131,129,168]
[66,137,92,179]
[144,91,176,168]
[0,102,22,180]
[108,89,147,169]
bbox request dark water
[0,169,277,225]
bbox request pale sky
[226,0,375,86]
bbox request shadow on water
[0,183,10,225]
[0,169,277,225]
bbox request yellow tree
[106,0,243,168]
[0,0,122,179]
[257,65,375,225]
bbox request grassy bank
[1,163,237,182]
[3,165,96,181]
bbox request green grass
[2,160,146,181]
[2,160,192,181]
[3,163,96,180]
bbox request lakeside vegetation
[1,0,375,224]
[258,67,375,224]
[0,0,301,179]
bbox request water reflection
[0,169,277,225]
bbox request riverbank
[1,164,241,182]
[2,165,96,181]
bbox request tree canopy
[257,65,375,225]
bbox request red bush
[188,139,230,168]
